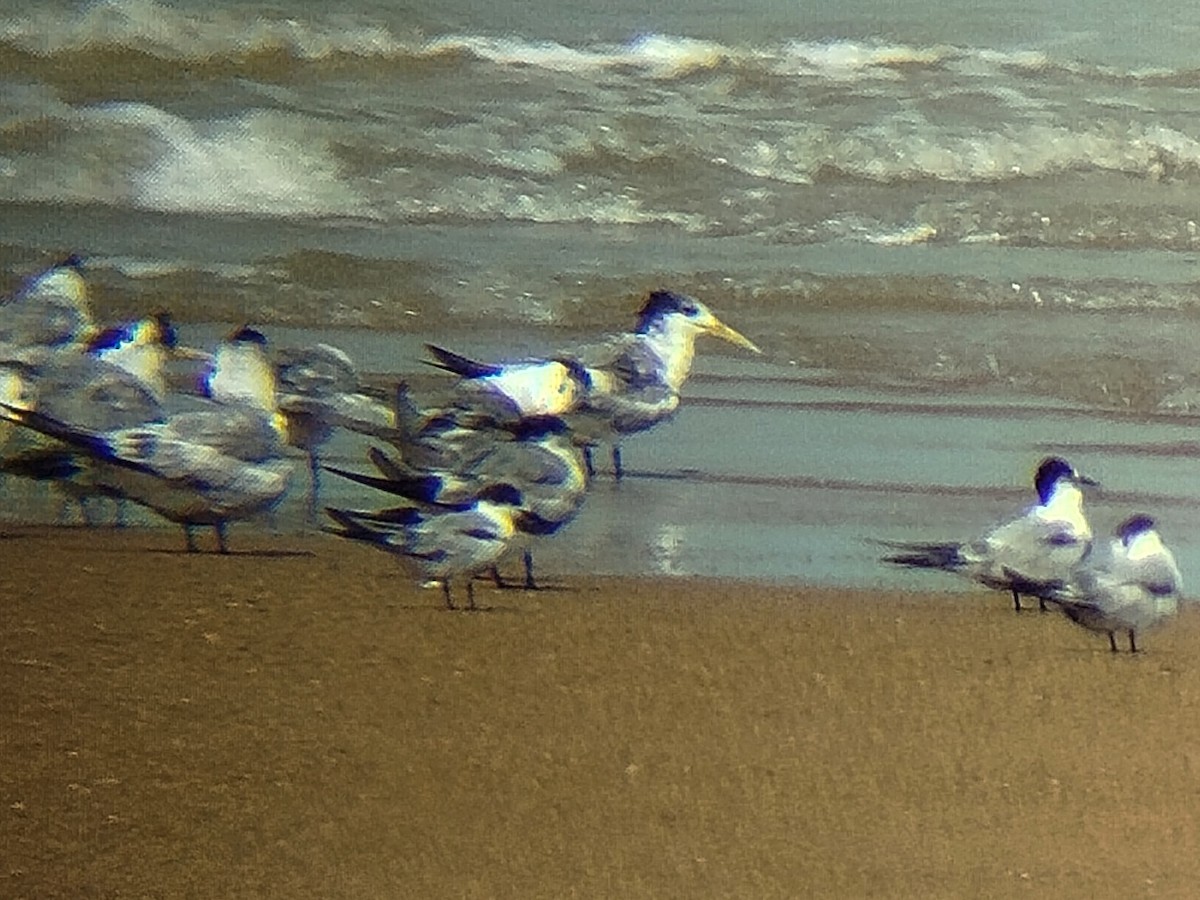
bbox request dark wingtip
[424,344,503,379]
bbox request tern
[424,290,761,478]
[0,326,292,552]
[1045,514,1183,653]
[325,413,588,589]
[0,254,95,350]
[881,457,1099,611]
[273,341,394,524]
[324,482,525,610]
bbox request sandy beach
[3,525,1198,898]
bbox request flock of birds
[0,255,1186,652]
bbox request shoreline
[4,527,1200,897]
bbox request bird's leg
[1128,630,1138,653]
[184,525,198,553]
[489,565,506,589]
[523,549,536,590]
[306,449,321,528]
[1108,631,1119,653]
[78,496,96,527]
[583,445,596,478]
[1011,589,1022,612]
[612,444,624,481]
[214,522,229,554]
[114,498,128,529]
[467,579,477,611]
[442,580,455,611]
[1038,596,1048,612]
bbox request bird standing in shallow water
[424,290,761,479]
[0,326,293,552]
[881,456,1099,612]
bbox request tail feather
[323,461,444,503]
[323,506,387,544]
[0,447,84,480]
[879,540,965,570]
[424,344,502,379]
[0,401,113,460]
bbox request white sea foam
[0,0,406,60]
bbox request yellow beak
[707,318,761,354]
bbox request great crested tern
[272,341,394,523]
[881,456,1099,611]
[0,310,197,522]
[0,254,95,349]
[1045,513,1183,653]
[0,326,292,552]
[424,290,760,478]
[324,481,526,610]
[325,413,588,589]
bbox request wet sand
[4,526,1200,898]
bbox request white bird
[0,326,292,552]
[425,290,761,478]
[1045,514,1183,653]
[324,482,526,610]
[881,456,1099,611]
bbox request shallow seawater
[5,322,1200,593]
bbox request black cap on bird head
[550,354,594,392]
[635,290,702,333]
[56,253,85,272]
[509,415,569,441]
[150,309,178,349]
[226,324,269,346]
[1033,456,1096,504]
[1116,513,1156,545]
[477,482,523,507]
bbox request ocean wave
[0,101,371,219]
[3,2,1199,89]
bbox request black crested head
[1116,513,1156,544]
[227,324,268,346]
[1034,456,1076,504]
[477,482,523,507]
[86,323,131,354]
[510,415,569,441]
[635,290,702,333]
[151,309,178,348]
[552,354,593,391]
[56,253,85,271]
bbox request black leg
[612,444,623,480]
[467,579,476,611]
[214,522,229,554]
[184,525,198,553]
[442,580,455,610]
[489,565,506,589]
[1108,631,1119,653]
[1128,630,1138,653]
[523,549,536,590]
[307,449,321,527]
[1038,597,1048,612]
[583,445,596,478]
[1011,589,1022,612]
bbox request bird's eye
[682,302,699,317]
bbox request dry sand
[3,525,1200,898]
